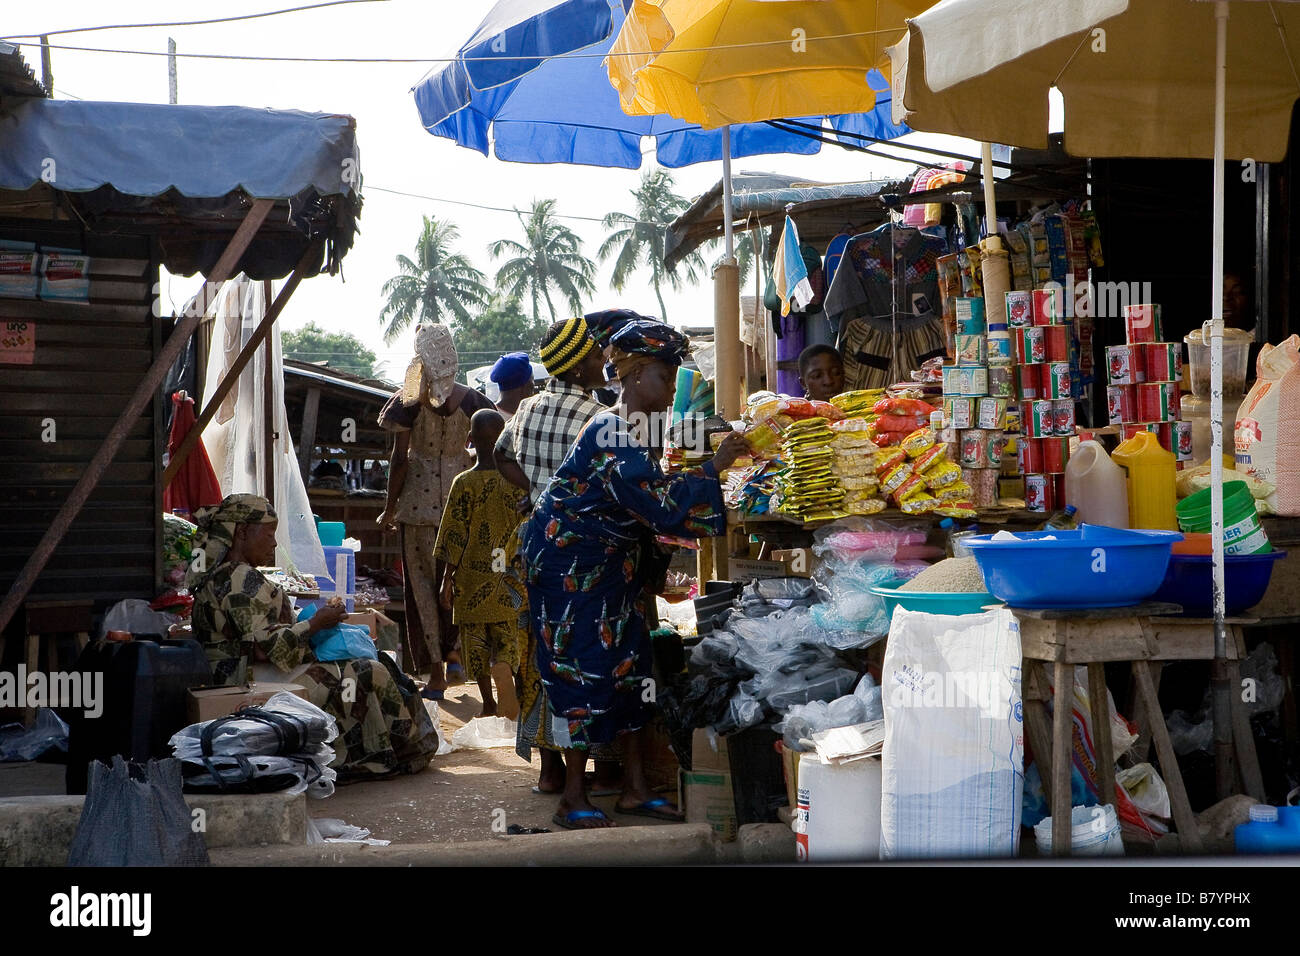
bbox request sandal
[420,686,445,701]
[551,808,614,830]
[614,797,684,822]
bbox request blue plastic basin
[1153,551,1286,616]
[962,524,1183,609]
[869,584,999,618]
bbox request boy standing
[435,409,528,717]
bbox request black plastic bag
[67,756,209,867]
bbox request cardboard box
[679,769,738,842]
[691,726,730,771]
[727,558,786,582]
[342,608,400,653]
[187,682,309,724]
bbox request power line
[11,28,903,65]
[364,184,674,230]
[2,1,386,39]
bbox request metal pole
[1210,0,1234,800]
[168,38,178,104]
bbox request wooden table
[1013,602,1265,855]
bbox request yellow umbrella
[608,0,933,128]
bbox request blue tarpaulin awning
[0,98,362,277]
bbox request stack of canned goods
[1105,303,1194,465]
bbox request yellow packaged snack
[899,494,939,515]
[937,481,974,503]
[844,498,887,515]
[900,427,937,458]
[923,461,963,490]
[879,463,913,497]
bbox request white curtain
[200,275,328,577]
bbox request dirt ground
[321,678,678,844]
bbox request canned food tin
[1019,437,1044,473]
[1141,342,1182,382]
[954,296,986,334]
[1017,365,1041,399]
[977,396,1007,430]
[1024,473,1051,513]
[1105,344,1144,386]
[1005,290,1033,328]
[955,333,986,366]
[1051,399,1075,437]
[960,366,989,396]
[985,433,1008,469]
[943,396,974,430]
[959,429,991,468]
[1022,399,1054,437]
[1044,324,1070,363]
[1004,405,1022,433]
[1124,303,1163,344]
[1107,384,1137,425]
[986,330,1014,366]
[964,467,999,507]
[1031,287,1064,326]
[1174,420,1194,461]
[1136,381,1180,422]
[988,364,1015,399]
[1042,436,1070,474]
[1018,326,1047,364]
[1047,361,1072,400]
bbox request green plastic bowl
[869,584,1000,618]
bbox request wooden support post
[0,199,274,636]
[1132,659,1205,853]
[163,239,322,490]
[263,279,276,505]
[1130,662,1163,764]
[298,386,322,486]
[1087,662,1117,811]
[1050,661,1074,856]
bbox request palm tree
[489,199,597,323]
[599,168,707,320]
[378,215,488,344]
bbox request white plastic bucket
[1034,804,1125,856]
[795,755,882,862]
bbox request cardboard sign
[0,320,34,364]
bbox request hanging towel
[773,216,814,316]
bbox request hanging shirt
[823,223,949,328]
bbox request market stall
[0,95,361,647]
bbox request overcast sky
[5,0,1005,380]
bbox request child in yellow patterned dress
[435,409,528,717]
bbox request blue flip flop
[614,797,683,821]
[420,686,445,701]
[552,808,613,830]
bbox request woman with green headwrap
[188,494,440,777]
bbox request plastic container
[1064,440,1129,528]
[65,636,212,794]
[1034,804,1124,856]
[1234,804,1300,854]
[1179,393,1237,465]
[1171,532,1213,555]
[1185,326,1253,399]
[963,524,1182,609]
[1153,550,1286,616]
[317,521,346,547]
[306,545,356,612]
[869,584,998,618]
[1176,481,1271,555]
[795,755,883,862]
[1112,431,1179,530]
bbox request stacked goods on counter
[774,417,846,521]
[940,296,1001,509]
[828,418,883,515]
[1104,303,1192,467]
[1012,288,1077,512]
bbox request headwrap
[490,351,533,390]
[608,320,690,380]
[539,317,595,377]
[585,308,646,349]
[185,493,277,589]
[401,323,458,407]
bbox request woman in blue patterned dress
[519,320,749,830]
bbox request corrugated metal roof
[0,41,47,100]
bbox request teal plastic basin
[869,584,1000,618]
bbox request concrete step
[0,791,305,866]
